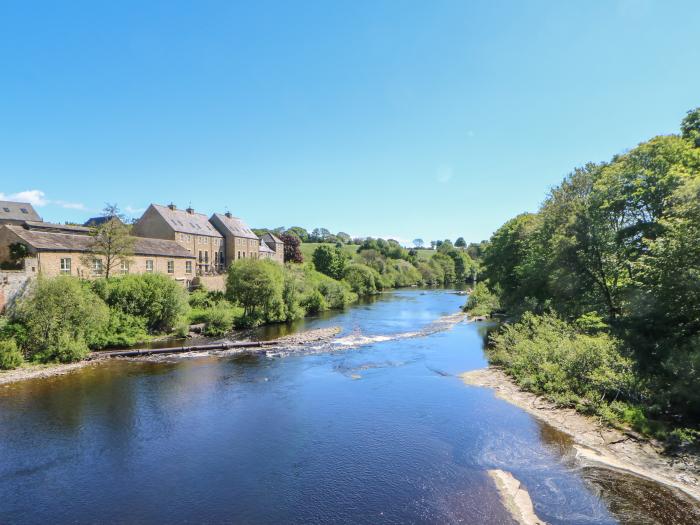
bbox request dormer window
[20,208,29,214]
[2,207,9,212]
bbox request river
[0,289,698,524]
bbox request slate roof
[83,216,124,227]
[5,225,194,258]
[24,221,92,234]
[210,213,259,240]
[259,242,274,253]
[262,232,283,244]
[0,201,41,222]
[150,204,222,237]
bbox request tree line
[468,108,700,445]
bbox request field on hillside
[414,249,436,261]
[299,243,361,261]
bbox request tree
[343,263,380,295]
[336,232,351,244]
[280,232,303,263]
[226,259,284,319]
[82,204,134,278]
[310,228,331,243]
[681,107,700,146]
[455,237,466,248]
[12,276,109,362]
[413,238,425,248]
[286,226,309,242]
[312,245,347,280]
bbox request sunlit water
[1,289,698,524]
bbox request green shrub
[94,274,190,333]
[301,289,327,314]
[34,334,90,364]
[343,263,380,296]
[203,304,237,336]
[464,282,500,317]
[489,313,635,414]
[90,311,150,348]
[12,276,109,361]
[0,339,24,370]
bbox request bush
[90,311,150,348]
[203,304,237,336]
[343,263,380,296]
[226,259,285,320]
[0,339,24,370]
[34,334,90,364]
[12,277,109,361]
[489,313,635,413]
[464,282,500,317]
[301,289,327,314]
[94,273,190,333]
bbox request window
[198,250,203,263]
[204,251,208,263]
[92,258,103,275]
[238,251,241,259]
[20,208,29,214]
[2,207,9,212]
[242,252,245,258]
[146,260,154,272]
[185,261,192,274]
[60,258,71,275]
[167,260,174,274]
[120,261,129,275]
[219,251,224,265]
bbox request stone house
[258,241,275,260]
[0,201,42,225]
[133,204,224,275]
[0,224,196,285]
[209,212,260,267]
[261,233,285,263]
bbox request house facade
[0,224,196,284]
[209,212,260,268]
[261,233,284,263]
[133,204,224,274]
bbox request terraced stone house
[133,204,225,275]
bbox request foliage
[0,338,24,370]
[343,263,380,295]
[81,206,135,278]
[93,273,190,333]
[226,258,284,321]
[455,237,466,248]
[489,313,636,415]
[478,108,700,434]
[286,226,309,243]
[464,282,500,317]
[202,303,237,336]
[312,244,348,280]
[11,277,109,362]
[280,232,304,263]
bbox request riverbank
[0,327,343,386]
[461,367,700,502]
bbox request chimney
[186,207,194,214]
[225,211,232,218]
[167,203,176,210]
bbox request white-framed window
[120,261,129,275]
[60,257,71,275]
[186,261,192,274]
[167,260,174,274]
[146,260,154,273]
[92,258,103,275]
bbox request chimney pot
[225,211,232,218]
[168,203,176,210]
[186,207,194,214]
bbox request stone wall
[0,260,35,313]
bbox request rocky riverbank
[461,367,700,503]
[0,327,343,385]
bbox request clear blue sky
[1,1,699,244]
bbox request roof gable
[210,213,258,240]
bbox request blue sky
[1,1,699,245]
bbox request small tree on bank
[82,204,134,278]
[280,232,303,263]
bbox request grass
[299,242,361,261]
[413,249,436,261]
